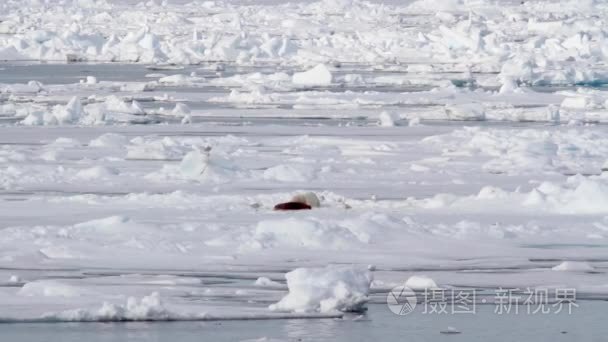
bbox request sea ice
[18,280,93,298]
[378,111,399,127]
[405,275,438,290]
[552,261,595,272]
[292,64,332,86]
[444,103,485,121]
[42,292,175,322]
[269,266,372,313]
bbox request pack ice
[1,0,608,325]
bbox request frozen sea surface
[2,0,608,339]
[2,61,608,338]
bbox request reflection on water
[284,315,343,340]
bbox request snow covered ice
[269,265,372,313]
[1,0,608,340]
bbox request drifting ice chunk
[405,275,438,290]
[95,292,170,321]
[171,103,191,116]
[105,96,145,115]
[254,277,283,287]
[444,103,485,121]
[175,147,236,182]
[523,188,546,206]
[499,77,518,93]
[292,64,332,86]
[564,180,608,214]
[89,133,128,148]
[552,261,594,272]
[378,111,399,127]
[440,326,461,334]
[269,265,373,313]
[159,74,191,85]
[131,100,144,114]
[179,149,210,179]
[7,81,43,94]
[561,96,591,109]
[21,112,46,126]
[22,96,85,125]
[408,117,421,126]
[43,292,173,322]
[0,46,27,60]
[54,96,85,124]
[75,166,119,180]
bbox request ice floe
[269,266,372,313]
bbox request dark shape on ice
[274,202,312,211]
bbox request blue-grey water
[2,302,606,342]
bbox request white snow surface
[292,64,333,86]
[405,275,438,290]
[269,266,373,313]
[1,0,608,324]
[0,0,606,88]
[44,292,173,321]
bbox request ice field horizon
[2,0,608,340]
